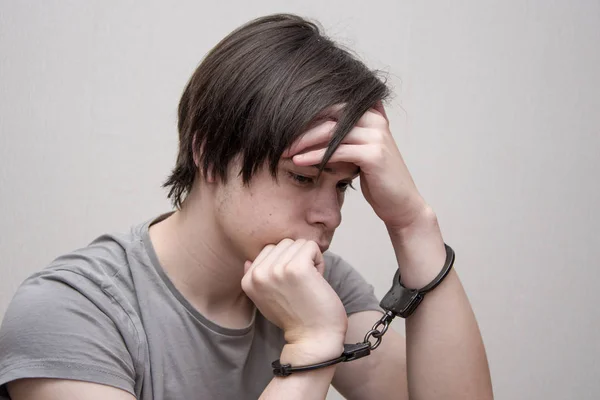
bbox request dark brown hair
[164,13,391,208]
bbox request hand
[241,239,348,358]
[286,102,428,230]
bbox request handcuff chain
[363,310,395,350]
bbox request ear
[192,134,216,183]
[192,133,201,168]
[206,172,216,183]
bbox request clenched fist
[241,239,348,357]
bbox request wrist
[280,337,345,366]
[386,206,448,289]
[381,195,432,231]
[385,203,438,236]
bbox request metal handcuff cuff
[271,243,456,377]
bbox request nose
[306,188,343,230]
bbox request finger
[312,103,345,122]
[244,260,252,274]
[283,103,347,157]
[373,100,389,121]
[245,244,276,276]
[292,144,367,167]
[253,244,276,266]
[271,239,307,275]
[283,120,337,158]
[294,240,325,275]
[256,238,296,272]
[356,109,388,128]
[286,125,373,158]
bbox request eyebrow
[311,165,360,177]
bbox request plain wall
[1,1,599,399]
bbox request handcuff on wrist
[272,243,456,377]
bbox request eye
[337,181,355,193]
[288,172,314,186]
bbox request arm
[290,102,493,399]
[241,239,350,400]
[388,208,493,399]
[259,342,342,399]
[8,379,136,400]
[332,311,408,400]
[332,210,493,399]
[0,271,137,400]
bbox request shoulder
[28,218,153,299]
[5,219,155,339]
[323,250,367,286]
[0,223,153,399]
[48,225,142,283]
[0,219,153,356]
[323,251,352,280]
[1,226,147,342]
[323,251,382,315]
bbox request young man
[0,14,493,400]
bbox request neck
[149,184,254,328]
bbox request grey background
[1,1,599,399]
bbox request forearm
[260,341,342,399]
[387,207,493,399]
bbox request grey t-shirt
[0,215,382,399]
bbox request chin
[317,242,330,253]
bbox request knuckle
[305,240,319,251]
[241,276,252,293]
[369,145,385,162]
[256,245,275,260]
[375,114,388,126]
[285,263,307,280]
[324,120,337,131]
[372,129,386,143]
[252,268,270,287]
[278,238,294,246]
[272,266,286,282]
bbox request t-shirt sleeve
[0,269,137,399]
[324,252,383,316]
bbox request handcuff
[272,243,456,377]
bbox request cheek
[256,194,317,242]
[248,192,305,235]
[217,174,321,256]
[238,209,299,261]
